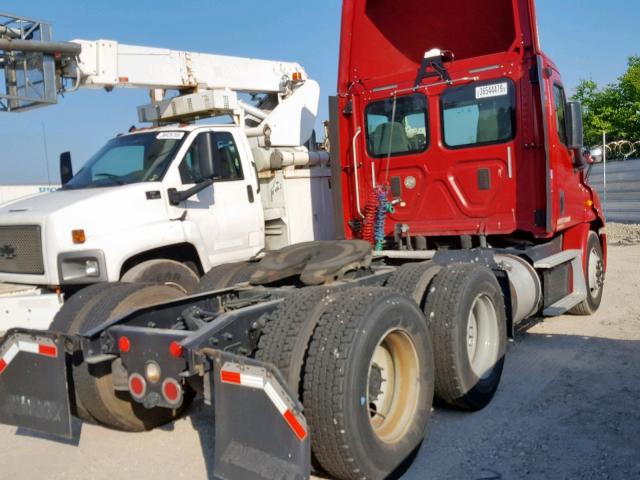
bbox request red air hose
[361,189,378,245]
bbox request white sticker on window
[475,83,509,99]
[156,132,185,140]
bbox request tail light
[169,341,183,358]
[129,373,146,399]
[162,378,182,406]
[118,336,131,353]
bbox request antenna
[41,122,51,185]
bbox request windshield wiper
[94,173,125,185]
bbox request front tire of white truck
[303,288,434,480]
[424,263,507,411]
[121,259,199,294]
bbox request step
[534,250,580,269]
[543,292,587,316]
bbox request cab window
[179,132,244,184]
[179,135,207,184]
[441,79,516,148]
[553,84,568,145]
[365,94,428,158]
[214,132,244,181]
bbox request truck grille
[0,226,44,275]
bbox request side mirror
[197,133,215,179]
[60,152,74,185]
[589,147,604,164]
[565,101,584,150]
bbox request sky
[0,0,638,184]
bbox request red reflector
[220,370,241,384]
[119,336,131,353]
[169,341,183,358]
[0,359,6,374]
[163,381,180,402]
[130,376,145,396]
[38,344,57,357]
[283,410,307,441]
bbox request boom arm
[65,39,305,94]
[0,13,319,147]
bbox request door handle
[252,162,261,193]
[246,184,255,203]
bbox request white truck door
[177,130,263,267]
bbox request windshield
[64,132,185,189]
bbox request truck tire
[121,259,199,294]
[50,282,120,423]
[424,263,507,411]
[255,286,336,396]
[570,231,605,315]
[196,261,257,293]
[73,284,192,431]
[385,261,441,307]
[303,288,434,480]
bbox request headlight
[84,259,100,277]
[57,250,107,284]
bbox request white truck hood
[0,184,167,232]
[0,184,172,285]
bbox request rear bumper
[0,327,311,480]
[0,286,63,334]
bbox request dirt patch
[606,222,640,245]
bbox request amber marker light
[72,229,86,244]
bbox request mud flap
[0,329,72,438]
[205,350,310,480]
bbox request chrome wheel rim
[588,247,604,298]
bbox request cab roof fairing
[338,0,544,94]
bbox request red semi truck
[0,1,605,479]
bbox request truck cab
[334,0,605,252]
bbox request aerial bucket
[0,13,78,112]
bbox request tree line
[572,56,640,148]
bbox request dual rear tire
[257,287,435,480]
[257,263,507,478]
[387,262,507,411]
[52,283,192,431]
[423,264,507,410]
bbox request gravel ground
[605,222,640,245]
[0,245,639,480]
